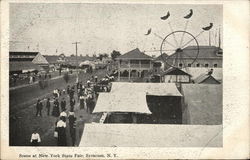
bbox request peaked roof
[168,46,222,59]
[154,53,169,61]
[164,67,191,76]
[117,48,153,60]
[194,73,220,84]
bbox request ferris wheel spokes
[168,22,179,47]
[154,33,176,48]
[179,20,190,48]
[180,30,204,49]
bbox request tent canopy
[93,92,151,114]
[182,84,222,125]
[110,82,182,96]
[79,124,222,147]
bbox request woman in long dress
[56,117,67,146]
[79,95,84,109]
[52,99,60,117]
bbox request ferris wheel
[144,9,213,69]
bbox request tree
[98,53,104,61]
[103,53,109,58]
[111,50,121,60]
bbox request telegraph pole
[72,42,80,82]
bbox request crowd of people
[30,73,114,146]
[10,72,53,87]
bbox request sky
[10,3,222,57]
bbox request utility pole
[209,30,211,46]
[72,42,80,82]
[218,27,221,48]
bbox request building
[163,67,191,83]
[9,51,49,72]
[166,46,222,69]
[116,48,153,82]
[65,55,96,68]
[9,61,42,74]
[194,73,221,84]
[45,53,67,71]
[153,53,169,73]
[185,67,222,83]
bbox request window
[188,64,191,67]
[196,63,200,67]
[214,64,218,68]
[205,64,209,67]
[179,63,183,67]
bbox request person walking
[35,99,43,117]
[68,109,76,146]
[67,85,70,95]
[79,95,84,110]
[56,117,67,146]
[52,98,60,117]
[60,110,67,122]
[46,98,51,116]
[60,98,66,111]
[30,129,41,146]
[69,87,74,100]
[70,98,75,111]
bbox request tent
[79,124,222,147]
[182,84,222,125]
[93,92,151,114]
[110,82,182,96]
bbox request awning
[111,82,182,96]
[93,92,151,114]
[79,124,222,147]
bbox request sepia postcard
[0,0,249,159]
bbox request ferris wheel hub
[176,48,183,52]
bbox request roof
[9,61,42,72]
[111,82,182,96]
[182,84,222,125]
[164,67,191,76]
[44,55,59,64]
[184,67,222,81]
[116,48,153,60]
[79,124,222,147]
[93,92,151,114]
[168,46,222,59]
[9,52,39,61]
[10,52,38,56]
[194,74,221,84]
[154,53,169,61]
